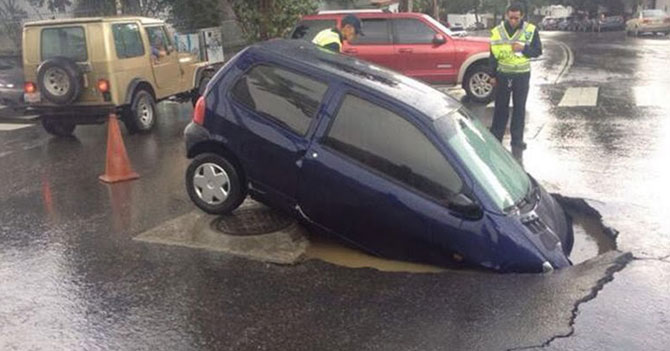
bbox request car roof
[243,39,461,121]
[24,16,164,27]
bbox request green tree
[28,0,72,13]
[231,0,318,41]
[0,0,28,48]
[168,0,222,31]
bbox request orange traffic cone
[99,113,139,183]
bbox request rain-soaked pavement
[1,31,669,350]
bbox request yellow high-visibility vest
[312,28,342,53]
[490,22,536,74]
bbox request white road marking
[633,86,670,107]
[544,39,574,84]
[0,123,34,131]
[558,87,599,107]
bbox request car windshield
[435,108,531,213]
[642,10,666,18]
[423,14,457,36]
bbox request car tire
[41,117,76,137]
[464,64,495,104]
[191,75,212,106]
[36,57,83,105]
[186,153,247,215]
[124,89,156,133]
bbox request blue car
[184,39,573,273]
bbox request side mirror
[433,34,447,45]
[447,194,483,220]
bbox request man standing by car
[312,14,363,53]
[489,2,542,154]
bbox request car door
[392,17,457,84]
[228,63,329,212]
[145,25,181,96]
[297,89,467,262]
[341,17,397,70]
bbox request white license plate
[24,92,41,103]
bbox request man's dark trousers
[490,72,530,148]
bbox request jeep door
[392,17,458,84]
[145,25,181,96]
[341,18,398,71]
[228,63,329,212]
[297,89,467,261]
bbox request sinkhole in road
[304,206,616,273]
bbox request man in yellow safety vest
[312,14,364,53]
[489,2,542,155]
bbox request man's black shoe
[511,141,527,150]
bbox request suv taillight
[24,82,36,94]
[97,79,110,92]
[193,96,206,125]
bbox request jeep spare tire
[37,57,83,105]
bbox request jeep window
[291,20,336,41]
[351,19,391,45]
[146,26,172,57]
[231,65,328,135]
[41,26,87,62]
[112,23,145,59]
[393,18,437,44]
[325,94,463,200]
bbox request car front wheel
[186,153,246,215]
[41,117,76,137]
[124,89,156,133]
[464,64,495,103]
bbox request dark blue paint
[185,39,573,273]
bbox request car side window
[231,65,328,135]
[324,94,463,200]
[393,18,436,44]
[112,23,145,59]
[291,20,337,41]
[350,18,391,44]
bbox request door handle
[398,48,413,53]
[343,48,358,54]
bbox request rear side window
[291,20,336,41]
[41,26,87,61]
[393,19,436,44]
[350,18,391,45]
[113,23,145,59]
[324,94,462,200]
[231,65,328,135]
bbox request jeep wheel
[191,76,211,107]
[41,117,76,137]
[125,89,156,133]
[464,64,495,103]
[37,57,83,105]
[186,153,246,215]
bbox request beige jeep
[22,16,218,136]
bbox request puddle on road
[305,209,616,272]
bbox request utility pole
[116,0,123,15]
[433,0,439,19]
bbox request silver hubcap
[193,163,230,205]
[137,97,154,127]
[469,72,493,98]
[44,67,70,97]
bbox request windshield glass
[642,9,665,17]
[435,108,531,212]
[422,14,456,36]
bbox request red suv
[291,11,493,102]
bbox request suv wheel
[37,57,83,105]
[464,64,495,103]
[186,153,246,215]
[125,89,156,133]
[41,117,76,137]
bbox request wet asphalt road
[1,31,669,350]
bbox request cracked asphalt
[1,31,669,350]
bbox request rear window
[291,19,336,41]
[41,26,87,62]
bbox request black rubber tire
[41,117,76,137]
[36,57,82,105]
[463,64,495,104]
[186,153,247,215]
[124,89,156,134]
[191,76,211,106]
